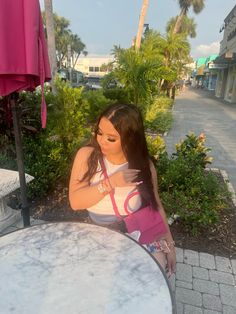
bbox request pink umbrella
[0,0,51,226]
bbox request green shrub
[24,136,67,196]
[103,88,130,104]
[0,153,17,170]
[51,79,90,154]
[160,169,229,235]
[144,96,173,133]
[158,156,192,192]
[146,96,173,112]
[82,89,112,123]
[100,72,117,89]
[22,79,91,197]
[146,135,166,160]
[145,111,173,133]
[174,132,213,168]
[19,87,56,131]
[147,133,230,235]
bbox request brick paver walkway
[166,88,236,314]
[170,248,236,314]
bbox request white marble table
[0,169,34,231]
[0,222,175,314]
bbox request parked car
[58,69,85,88]
[85,76,102,90]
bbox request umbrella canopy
[0,0,51,127]
[0,0,51,226]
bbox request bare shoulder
[70,146,95,182]
[74,146,94,162]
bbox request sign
[209,63,228,69]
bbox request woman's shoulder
[74,146,95,162]
[71,146,95,181]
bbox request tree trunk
[173,8,186,34]
[44,0,57,91]
[171,85,176,100]
[135,0,149,50]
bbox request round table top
[0,222,174,314]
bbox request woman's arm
[149,160,176,276]
[69,147,108,210]
[149,161,173,241]
[69,147,140,210]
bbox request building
[203,55,219,90]
[191,55,218,90]
[192,57,207,87]
[214,5,236,103]
[74,56,114,78]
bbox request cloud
[192,41,220,58]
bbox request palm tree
[173,0,205,34]
[135,0,149,50]
[114,47,160,105]
[141,30,191,97]
[44,0,57,85]
[167,16,197,38]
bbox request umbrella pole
[10,93,30,227]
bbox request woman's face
[96,117,124,159]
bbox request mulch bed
[29,183,236,259]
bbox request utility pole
[135,0,149,51]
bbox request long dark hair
[83,103,158,210]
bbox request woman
[69,103,176,276]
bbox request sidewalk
[170,248,236,314]
[166,88,236,314]
[1,87,236,313]
[165,87,236,191]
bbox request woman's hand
[109,169,141,188]
[166,247,176,278]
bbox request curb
[207,167,236,207]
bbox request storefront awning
[214,52,236,65]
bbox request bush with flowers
[174,132,213,168]
[148,132,230,235]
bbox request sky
[40,0,236,60]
